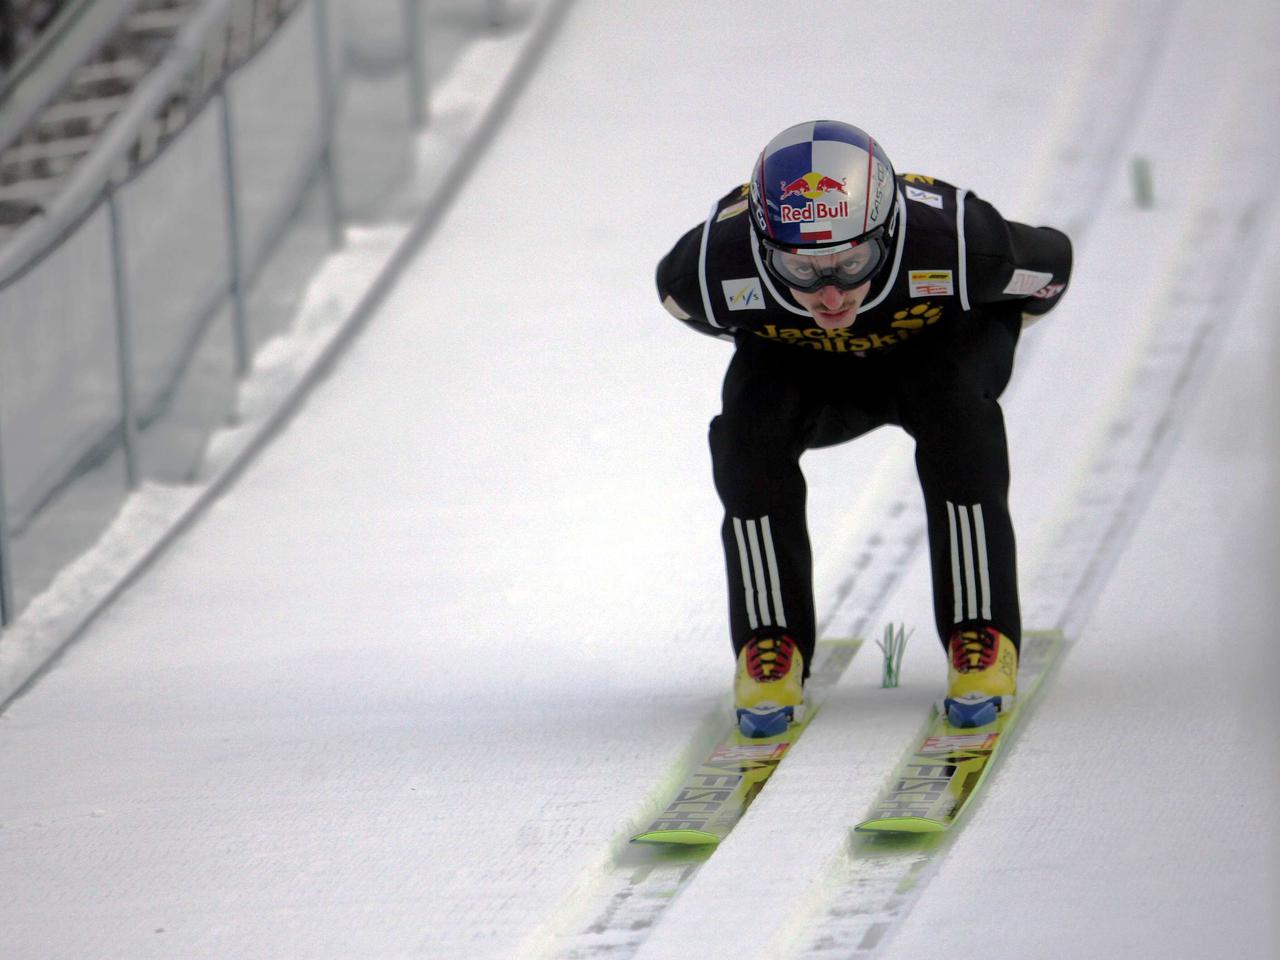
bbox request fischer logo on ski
[856,631,1065,834]
[633,638,861,846]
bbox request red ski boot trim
[948,627,1002,673]
[743,635,797,682]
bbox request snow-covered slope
[1,2,1276,958]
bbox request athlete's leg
[710,341,888,674]
[892,308,1023,650]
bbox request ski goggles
[760,231,889,293]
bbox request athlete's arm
[963,194,1073,324]
[655,223,734,341]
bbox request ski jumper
[656,175,1072,675]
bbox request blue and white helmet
[748,121,898,289]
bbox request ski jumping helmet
[748,120,898,293]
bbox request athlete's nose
[817,285,845,310]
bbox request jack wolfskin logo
[891,302,944,329]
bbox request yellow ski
[632,637,861,846]
[855,630,1064,834]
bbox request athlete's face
[789,273,872,330]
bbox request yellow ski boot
[734,634,805,738]
[944,626,1018,728]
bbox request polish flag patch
[1002,269,1055,296]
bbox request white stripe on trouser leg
[958,505,978,620]
[760,516,787,629]
[947,502,963,623]
[732,518,760,630]
[745,520,773,626]
[947,502,992,623]
[972,504,992,620]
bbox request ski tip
[631,829,722,847]
[854,816,949,835]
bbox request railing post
[0,412,13,625]
[312,0,344,249]
[218,81,251,379]
[106,182,139,489]
[403,0,428,128]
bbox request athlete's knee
[899,377,1004,448]
[709,412,804,465]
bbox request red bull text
[779,199,850,224]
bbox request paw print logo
[891,302,944,330]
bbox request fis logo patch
[722,278,765,311]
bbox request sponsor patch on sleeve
[662,294,691,320]
[721,278,765,311]
[908,270,954,298]
[716,198,749,222]
[1002,269,1055,296]
[905,185,944,209]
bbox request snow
[1,1,1278,959]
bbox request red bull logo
[778,172,848,201]
[778,171,849,225]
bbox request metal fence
[0,0,490,624]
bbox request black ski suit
[655,174,1072,674]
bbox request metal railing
[0,0,461,624]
